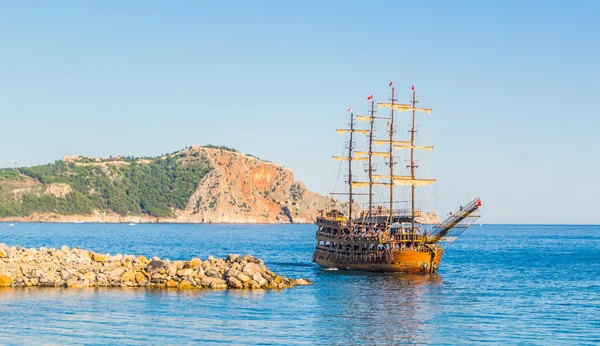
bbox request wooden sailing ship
[312,84,482,273]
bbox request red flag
[411,85,415,91]
[367,95,373,100]
[389,81,393,87]
[14,162,17,166]
[347,107,352,112]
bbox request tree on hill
[0,153,213,218]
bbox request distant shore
[0,218,311,225]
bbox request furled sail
[351,181,391,188]
[356,115,371,123]
[394,144,434,152]
[378,102,410,110]
[394,178,436,186]
[355,151,390,157]
[372,175,436,186]
[378,103,432,114]
[374,139,411,146]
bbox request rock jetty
[0,244,311,289]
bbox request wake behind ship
[312,84,482,273]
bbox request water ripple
[0,223,598,344]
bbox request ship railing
[329,250,387,263]
[316,217,348,226]
[315,246,389,262]
[318,228,429,243]
[360,201,422,216]
[391,209,422,217]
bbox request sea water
[0,223,598,345]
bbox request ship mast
[345,84,434,230]
[410,88,417,235]
[388,87,396,223]
[367,101,375,217]
[376,84,435,234]
[348,112,355,221]
[332,111,370,224]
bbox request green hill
[0,150,213,218]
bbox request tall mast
[333,110,370,222]
[368,101,375,217]
[410,88,417,234]
[388,87,396,222]
[368,85,434,230]
[348,112,355,222]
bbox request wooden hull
[313,217,444,273]
[313,248,443,273]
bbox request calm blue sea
[0,223,598,345]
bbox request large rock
[242,263,262,276]
[237,272,251,283]
[66,277,90,288]
[112,254,123,262]
[227,254,240,263]
[109,268,126,279]
[178,279,193,289]
[21,254,35,263]
[147,260,166,271]
[200,277,227,288]
[59,269,72,281]
[167,263,178,277]
[210,281,227,289]
[176,269,193,277]
[187,258,203,269]
[92,253,108,262]
[227,276,243,289]
[137,255,149,266]
[121,271,136,284]
[205,269,220,278]
[135,272,148,286]
[0,275,13,287]
[252,273,268,287]
[83,272,97,284]
[294,278,311,285]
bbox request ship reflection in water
[314,271,443,345]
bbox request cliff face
[175,146,346,223]
[0,146,346,224]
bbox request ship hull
[312,217,445,273]
[313,248,443,273]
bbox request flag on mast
[347,107,352,112]
[389,81,393,87]
[366,95,373,100]
[411,85,415,91]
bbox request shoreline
[0,220,314,225]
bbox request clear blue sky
[1,1,598,224]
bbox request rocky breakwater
[0,244,311,289]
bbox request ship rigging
[313,83,482,272]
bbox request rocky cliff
[176,146,346,223]
[0,146,347,224]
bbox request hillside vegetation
[0,153,212,218]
